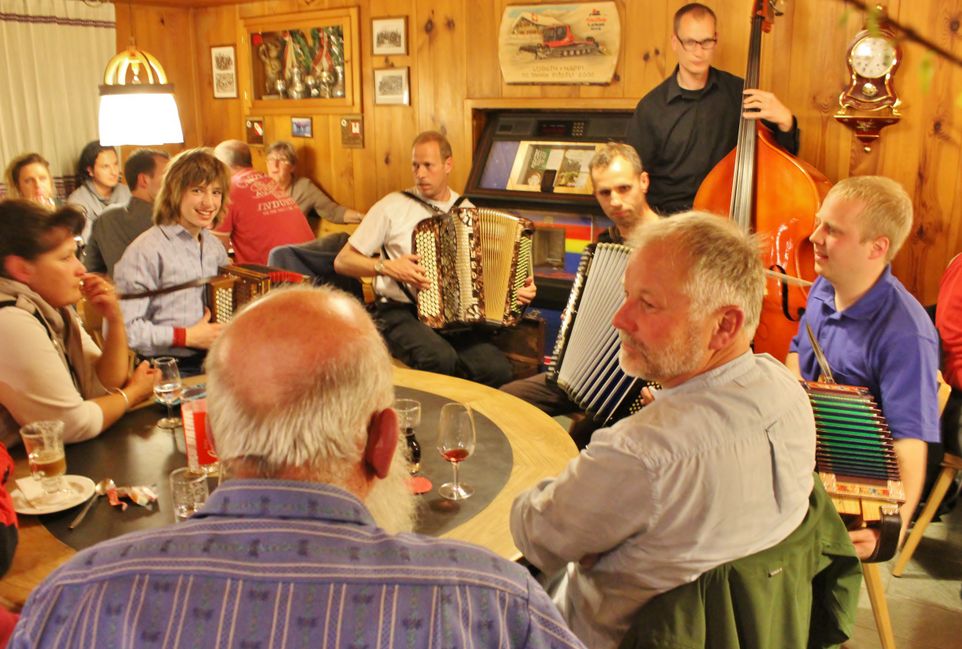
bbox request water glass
[169,467,209,523]
[19,420,68,497]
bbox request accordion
[547,242,646,426]
[802,380,905,562]
[207,264,307,324]
[412,208,534,329]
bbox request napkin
[15,476,67,506]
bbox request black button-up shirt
[626,66,800,215]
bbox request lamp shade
[98,46,184,146]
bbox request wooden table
[0,367,576,609]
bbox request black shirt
[626,66,800,216]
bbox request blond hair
[825,176,913,261]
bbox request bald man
[11,285,587,649]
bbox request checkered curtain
[0,0,115,199]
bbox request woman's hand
[123,361,159,406]
[80,273,122,323]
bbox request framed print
[210,45,238,99]
[245,117,265,145]
[372,17,407,56]
[242,8,361,114]
[374,67,410,105]
[291,116,313,138]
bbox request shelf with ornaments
[240,8,360,116]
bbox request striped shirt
[114,224,228,358]
[10,480,585,649]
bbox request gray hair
[205,285,395,476]
[266,140,297,166]
[628,212,765,336]
[824,176,913,262]
[213,139,253,169]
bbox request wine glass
[394,398,422,475]
[153,357,183,429]
[436,403,476,501]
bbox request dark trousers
[500,372,603,449]
[374,301,512,388]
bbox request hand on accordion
[185,308,226,349]
[848,527,883,561]
[385,254,431,290]
[517,277,537,306]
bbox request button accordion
[547,242,647,426]
[412,207,534,329]
[207,264,308,324]
[802,380,905,562]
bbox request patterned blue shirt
[10,480,585,649]
[790,267,940,442]
[114,224,228,358]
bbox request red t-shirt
[937,254,962,390]
[216,169,314,265]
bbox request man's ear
[363,408,398,480]
[709,306,745,350]
[868,235,890,262]
[3,256,33,284]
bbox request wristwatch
[374,259,386,276]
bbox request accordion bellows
[207,264,306,323]
[413,208,534,328]
[548,242,645,425]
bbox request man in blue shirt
[787,175,940,560]
[11,285,585,649]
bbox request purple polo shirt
[790,267,939,442]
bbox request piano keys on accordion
[412,207,533,329]
[547,242,646,426]
[803,380,905,561]
[207,264,308,323]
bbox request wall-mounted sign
[498,2,620,85]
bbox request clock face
[851,36,897,78]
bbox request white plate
[11,475,96,516]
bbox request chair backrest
[617,478,861,649]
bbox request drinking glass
[394,398,422,475]
[169,467,209,522]
[153,357,183,429]
[19,421,68,497]
[436,403,476,501]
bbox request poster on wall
[498,2,620,85]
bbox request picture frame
[245,117,265,145]
[373,67,410,105]
[291,116,313,138]
[210,45,238,99]
[506,141,603,195]
[372,17,407,56]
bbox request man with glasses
[626,2,799,215]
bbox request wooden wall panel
[119,0,962,303]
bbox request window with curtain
[0,0,115,199]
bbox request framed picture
[210,45,238,99]
[372,17,407,56]
[291,116,313,138]
[506,141,603,195]
[245,117,265,145]
[373,67,410,105]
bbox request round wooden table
[0,367,576,609]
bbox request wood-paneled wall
[118,0,962,304]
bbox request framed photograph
[506,141,603,195]
[245,117,265,145]
[372,17,407,56]
[291,116,313,138]
[210,45,238,99]
[373,67,410,105]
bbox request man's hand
[80,273,122,322]
[517,277,537,305]
[383,254,431,290]
[742,89,794,132]
[185,308,225,349]
[848,527,881,561]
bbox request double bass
[693,0,832,359]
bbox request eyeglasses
[266,156,293,165]
[676,35,718,51]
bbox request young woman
[114,148,231,376]
[0,200,156,449]
[66,141,131,240]
[4,152,57,208]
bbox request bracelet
[108,387,129,410]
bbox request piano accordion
[547,242,646,426]
[802,380,905,562]
[207,264,308,324]
[412,208,534,329]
